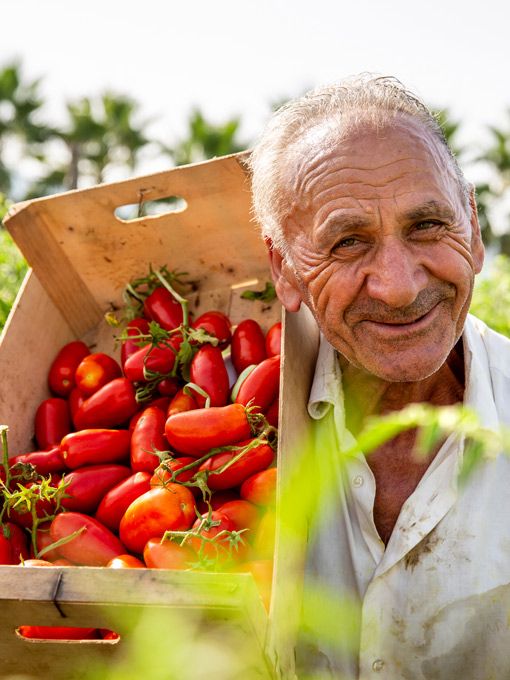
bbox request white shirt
[295,315,510,680]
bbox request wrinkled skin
[268,116,484,386]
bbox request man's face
[270,118,484,382]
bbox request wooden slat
[3,152,268,338]
[0,567,274,680]
[267,305,319,678]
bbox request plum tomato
[106,554,146,568]
[234,355,280,413]
[231,320,266,374]
[217,499,261,541]
[187,511,236,562]
[143,537,196,570]
[119,484,196,555]
[120,317,150,368]
[130,406,168,473]
[192,311,232,347]
[265,322,282,357]
[73,378,138,430]
[10,446,65,477]
[198,439,274,490]
[123,335,182,383]
[34,398,72,450]
[196,489,240,514]
[143,287,183,331]
[50,512,126,566]
[240,467,277,507]
[95,471,152,534]
[167,387,198,418]
[61,429,131,469]
[48,341,90,397]
[189,344,230,407]
[75,353,122,397]
[164,403,252,457]
[59,464,131,515]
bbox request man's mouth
[361,304,441,335]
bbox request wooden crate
[0,152,319,679]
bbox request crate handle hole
[115,194,187,222]
[16,626,120,644]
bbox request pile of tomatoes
[0,269,281,628]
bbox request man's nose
[363,239,429,308]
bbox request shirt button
[353,475,364,488]
[372,659,385,672]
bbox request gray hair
[248,74,471,255]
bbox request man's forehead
[282,115,457,213]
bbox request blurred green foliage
[0,194,27,333]
[470,255,510,337]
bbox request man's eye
[414,221,438,231]
[335,237,358,248]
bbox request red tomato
[231,320,266,374]
[187,511,240,564]
[192,311,232,347]
[189,344,230,407]
[229,559,274,612]
[123,336,182,383]
[196,489,240,514]
[119,484,196,555]
[234,355,280,413]
[48,341,90,397]
[240,467,277,507]
[68,387,86,421]
[51,558,76,566]
[199,439,274,490]
[34,398,72,450]
[107,554,146,568]
[20,558,55,566]
[265,396,279,428]
[0,535,13,565]
[157,377,181,398]
[50,512,126,566]
[131,406,168,473]
[61,429,131,469]
[143,537,196,570]
[10,446,65,476]
[19,626,99,640]
[150,457,199,488]
[73,378,138,430]
[143,287,183,331]
[165,403,252,457]
[217,499,261,541]
[3,522,30,563]
[7,480,58,529]
[265,322,282,357]
[75,353,122,396]
[95,471,152,534]
[121,317,150,367]
[33,521,61,562]
[148,396,171,412]
[59,464,131,514]
[167,387,198,417]
[252,509,276,559]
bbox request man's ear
[469,186,484,275]
[265,238,303,313]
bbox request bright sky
[2,0,509,180]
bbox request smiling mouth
[362,304,441,333]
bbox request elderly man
[249,76,510,679]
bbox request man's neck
[339,339,466,545]
[340,339,465,436]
